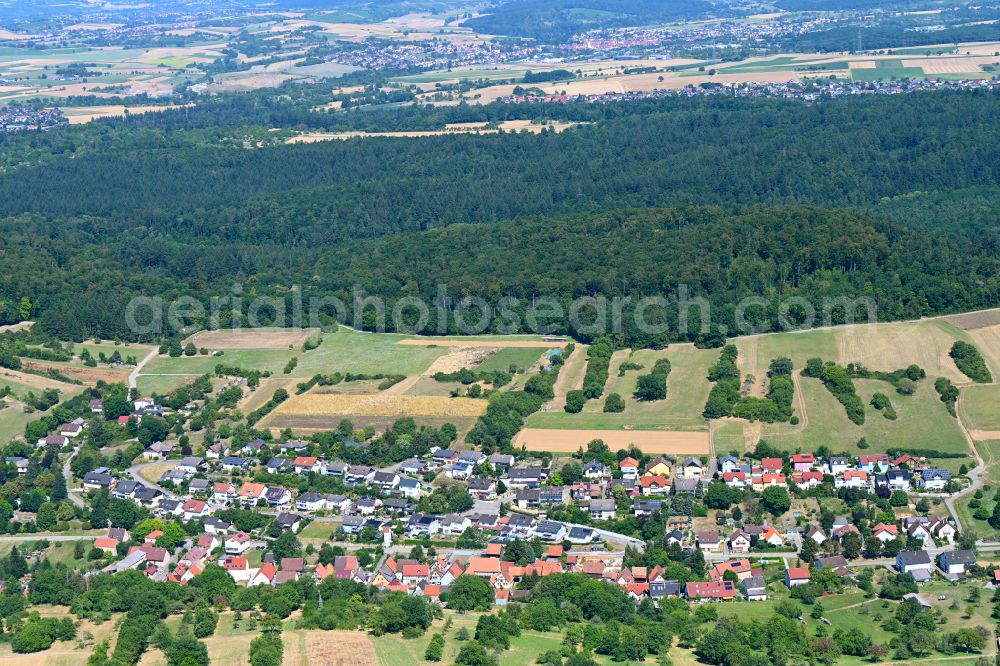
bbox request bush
[582,340,614,400]
[950,341,992,383]
[192,607,218,638]
[934,377,959,416]
[564,390,587,413]
[425,633,445,661]
[249,633,283,666]
[603,393,625,412]
[633,358,670,401]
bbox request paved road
[128,349,160,391]
[126,461,182,502]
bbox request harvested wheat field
[399,338,561,348]
[904,56,999,74]
[285,630,379,666]
[265,392,486,431]
[20,360,127,385]
[833,320,967,382]
[967,324,1000,378]
[274,393,488,418]
[424,346,498,374]
[186,328,318,350]
[61,105,181,124]
[514,428,710,455]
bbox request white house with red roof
[225,531,252,554]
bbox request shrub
[564,390,587,413]
[950,341,992,383]
[603,393,625,412]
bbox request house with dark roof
[939,550,976,579]
[896,550,933,581]
[742,574,767,601]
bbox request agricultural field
[711,420,747,454]
[514,427,711,455]
[139,328,449,380]
[961,384,1000,434]
[410,46,1000,106]
[263,392,488,432]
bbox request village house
[685,580,736,602]
[619,457,639,481]
[680,457,703,479]
[696,530,723,553]
[896,550,933,581]
[225,532,252,555]
[728,529,751,554]
[785,567,811,588]
[939,550,976,580]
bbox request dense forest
[464,0,721,41]
[0,90,999,342]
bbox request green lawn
[961,385,1000,431]
[372,610,564,666]
[0,386,86,443]
[852,59,925,82]
[763,376,968,455]
[712,420,746,455]
[136,374,197,396]
[299,521,338,540]
[478,348,548,373]
[73,341,154,363]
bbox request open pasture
[477,347,547,372]
[959,384,1000,433]
[735,319,972,382]
[762,375,968,455]
[966,323,1000,378]
[735,329,837,379]
[397,336,558,347]
[514,427,710,455]
[526,343,715,432]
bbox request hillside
[0,92,999,339]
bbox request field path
[381,374,421,395]
[129,348,159,390]
[943,388,988,532]
[547,343,588,411]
